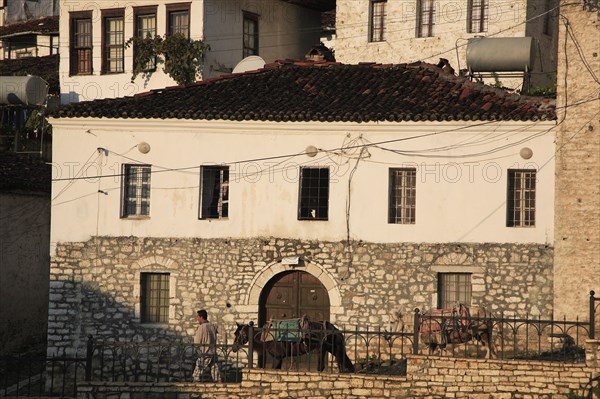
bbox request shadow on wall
[48,281,196,357]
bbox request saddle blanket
[266,319,304,342]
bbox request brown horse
[232,320,355,372]
[419,304,497,359]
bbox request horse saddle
[420,304,471,334]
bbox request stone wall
[48,236,554,355]
[77,355,598,399]
[334,0,556,90]
[553,3,600,319]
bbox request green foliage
[566,391,584,399]
[527,85,557,98]
[125,33,210,86]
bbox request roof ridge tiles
[53,61,556,123]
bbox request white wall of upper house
[58,0,321,104]
[334,0,556,90]
[49,118,556,251]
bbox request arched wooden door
[259,271,330,326]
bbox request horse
[419,304,497,359]
[231,319,355,373]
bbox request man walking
[193,309,219,382]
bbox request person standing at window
[193,309,219,382]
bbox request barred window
[140,273,169,323]
[70,13,92,75]
[122,165,151,217]
[103,12,125,74]
[388,168,416,224]
[298,167,329,220]
[200,166,229,219]
[467,0,488,33]
[243,12,259,57]
[416,0,435,38]
[438,273,472,309]
[369,0,387,42]
[507,170,536,227]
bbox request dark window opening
[243,11,259,57]
[298,167,329,220]
[200,166,229,219]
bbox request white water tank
[467,37,535,72]
[0,75,49,106]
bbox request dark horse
[232,320,355,372]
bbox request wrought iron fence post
[248,324,254,369]
[591,290,596,339]
[413,308,420,355]
[85,335,93,381]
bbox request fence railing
[413,308,590,362]
[2,298,599,397]
[590,290,600,339]
[85,336,245,384]
[0,353,86,398]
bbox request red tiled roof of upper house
[0,16,59,38]
[52,60,556,122]
[0,152,51,193]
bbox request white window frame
[121,164,151,218]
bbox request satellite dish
[232,56,266,74]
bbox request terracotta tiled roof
[0,16,59,38]
[52,60,556,122]
[0,54,59,94]
[0,152,51,193]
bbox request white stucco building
[58,0,330,104]
[47,60,558,354]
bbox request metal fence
[85,336,245,383]
[2,293,600,397]
[591,290,600,339]
[0,352,86,398]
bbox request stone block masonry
[48,236,554,356]
[77,355,599,399]
[554,1,600,321]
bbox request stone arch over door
[242,262,342,322]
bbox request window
[200,166,229,219]
[507,169,536,227]
[140,273,169,323]
[369,0,387,42]
[70,12,92,75]
[243,12,259,57]
[167,3,190,38]
[438,273,472,309]
[416,0,435,38]
[388,168,416,224]
[122,165,151,217]
[135,7,157,71]
[542,0,554,35]
[298,167,329,220]
[467,0,488,33]
[102,10,125,74]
